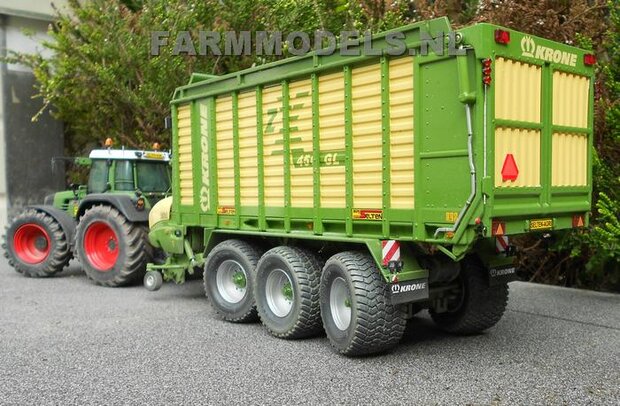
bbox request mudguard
[77,194,149,223]
[29,205,77,249]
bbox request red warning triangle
[501,153,519,182]
[577,217,583,227]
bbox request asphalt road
[1,258,618,405]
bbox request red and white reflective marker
[501,153,519,182]
[496,235,510,253]
[382,240,400,266]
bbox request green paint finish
[343,66,353,237]
[208,98,219,215]
[256,87,266,231]
[282,81,292,233]
[157,19,595,286]
[232,271,247,288]
[541,66,553,208]
[311,73,323,235]
[282,282,293,301]
[380,56,391,238]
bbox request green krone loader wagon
[4,146,171,287]
[146,18,594,355]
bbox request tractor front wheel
[3,208,72,277]
[75,205,150,287]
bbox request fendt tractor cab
[3,140,171,287]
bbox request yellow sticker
[352,209,383,221]
[445,211,459,223]
[217,206,236,215]
[144,152,164,160]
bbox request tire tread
[3,208,71,277]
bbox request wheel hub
[83,221,119,272]
[216,260,247,304]
[265,269,294,318]
[330,277,352,331]
[232,271,246,289]
[34,236,48,251]
[13,223,51,264]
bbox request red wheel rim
[13,224,51,264]
[83,221,119,271]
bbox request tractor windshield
[88,160,109,193]
[136,161,171,193]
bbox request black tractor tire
[74,205,151,287]
[430,259,509,335]
[3,208,72,277]
[255,246,323,339]
[320,251,406,356]
[203,240,262,323]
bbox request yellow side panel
[262,85,284,207]
[318,71,345,208]
[553,72,590,129]
[352,63,382,208]
[216,95,235,206]
[552,132,588,186]
[495,57,541,123]
[289,79,313,208]
[177,104,193,206]
[494,127,541,188]
[389,57,415,209]
[238,91,258,206]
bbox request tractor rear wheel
[3,208,71,277]
[75,205,150,287]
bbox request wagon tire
[320,251,406,356]
[255,246,323,339]
[203,240,262,323]
[430,258,509,334]
[3,208,71,277]
[75,205,150,287]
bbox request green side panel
[415,56,471,240]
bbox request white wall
[0,0,68,230]
[0,0,69,20]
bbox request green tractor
[3,146,171,286]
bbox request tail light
[584,54,596,66]
[494,29,511,45]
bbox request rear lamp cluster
[482,58,492,86]
[584,54,596,66]
[494,29,511,45]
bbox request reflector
[501,154,519,182]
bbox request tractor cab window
[136,161,171,193]
[114,160,135,191]
[88,160,109,193]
